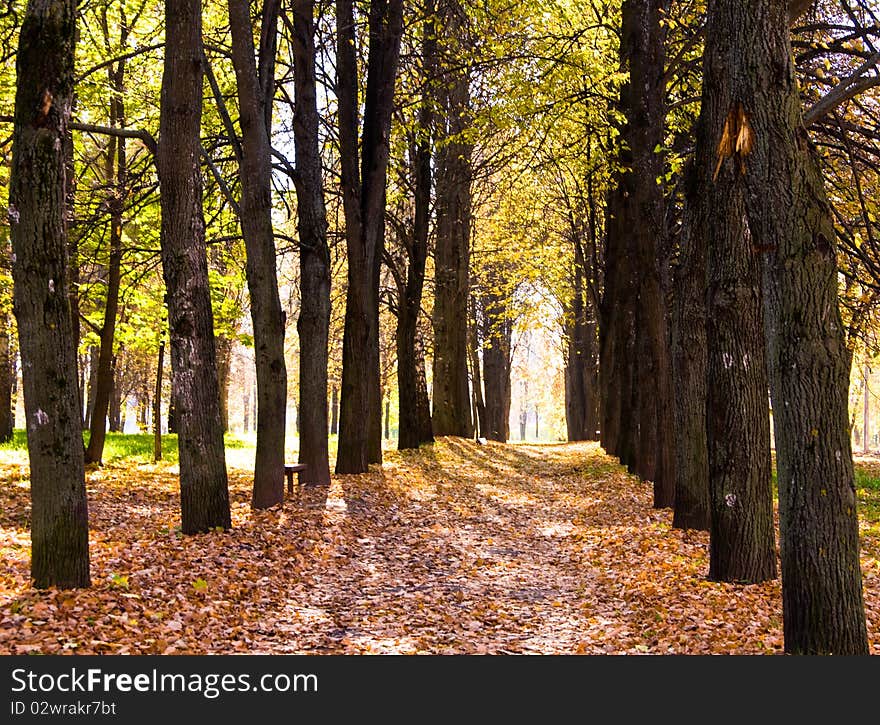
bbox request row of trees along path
[5,0,880,654]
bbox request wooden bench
[285,463,308,494]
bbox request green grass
[855,466,880,529]
[0,430,254,465]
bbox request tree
[728,0,869,653]
[85,7,129,464]
[621,0,675,506]
[389,0,435,451]
[431,0,473,439]
[335,0,404,473]
[157,0,231,533]
[291,0,332,484]
[228,0,288,507]
[670,166,710,531]
[10,0,90,588]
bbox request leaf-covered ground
[1,438,878,654]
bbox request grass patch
[0,430,254,466]
[855,465,880,530]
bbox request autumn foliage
[1,439,878,654]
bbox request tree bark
[697,1,778,582]
[863,368,870,454]
[431,0,473,439]
[729,0,868,654]
[157,0,230,533]
[330,384,338,435]
[481,274,511,442]
[335,0,404,473]
[468,295,486,439]
[9,0,90,588]
[229,0,287,507]
[396,0,435,451]
[619,0,675,506]
[292,0,332,485]
[153,340,164,462]
[85,102,125,461]
[215,335,232,433]
[670,166,710,531]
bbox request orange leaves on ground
[0,441,878,654]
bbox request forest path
[2,438,879,654]
[255,439,784,654]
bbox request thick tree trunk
[229,0,287,507]
[670,168,710,531]
[698,1,777,582]
[335,0,404,473]
[431,0,473,439]
[726,0,868,654]
[601,186,638,469]
[9,0,90,589]
[292,0,331,485]
[620,0,675,506]
[705,201,776,582]
[157,0,230,533]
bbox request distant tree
[10,0,90,588]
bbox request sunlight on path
[1,438,878,654]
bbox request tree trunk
[384,397,390,439]
[696,0,777,582]
[396,0,435,451]
[85,85,126,462]
[670,166,710,531]
[335,0,404,473]
[415,330,433,443]
[481,277,511,443]
[85,344,98,429]
[431,0,473,439]
[292,0,332,485]
[468,296,486,439]
[601,186,638,469]
[330,384,338,435]
[157,0,230,533]
[215,335,232,433]
[153,340,164,462]
[9,0,90,589]
[0,307,13,442]
[619,0,675,506]
[109,356,123,432]
[863,368,870,454]
[229,0,287,507]
[728,0,868,654]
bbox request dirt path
[1,438,878,654]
